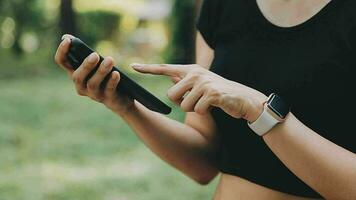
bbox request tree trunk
[167,0,197,64]
[60,0,76,35]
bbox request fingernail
[88,53,97,63]
[64,38,70,44]
[132,64,142,69]
[102,58,112,68]
[112,72,119,79]
[62,34,73,40]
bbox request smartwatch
[248,93,290,136]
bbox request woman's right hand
[54,35,134,115]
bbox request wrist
[109,100,136,118]
[245,93,268,123]
[247,93,291,136]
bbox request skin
[256,0,332,28]
[55,0,356,199]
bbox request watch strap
[248,105,280,136]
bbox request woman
[55,0,356,199]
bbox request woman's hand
[54,35,134,115]
[132,63,267,122]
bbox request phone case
[66,37,172,115]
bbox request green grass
[0,73,218,200]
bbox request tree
[60,0,77,35]
[167,0,198,64]
[0,0,44,55]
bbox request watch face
[267,94,290,119]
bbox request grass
[0,71,218,200]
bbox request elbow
[323,194,356,200]
[320,184,356,200]
[192,171,218,185]
[195,177,212,185]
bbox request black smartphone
[66,37,172,115]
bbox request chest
[211,26,354,104]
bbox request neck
[256,0,331,27]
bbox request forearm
[117,101,218,184]
[263,114,356,200]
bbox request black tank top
[197,0,356,198]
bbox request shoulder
[196,0,223,49]
[198,0,223,25]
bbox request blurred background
[0,0,218,199]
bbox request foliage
[0,1,122,56]
[77,11,122,47]
[0,0,48,55]
[0,0,217,198]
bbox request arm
[121,31,219,184]
[120,102,218,185]
[54,33,218,185]
[261,114,356,200]
[185,31,217,144]
[131,41,356,198]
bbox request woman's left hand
[132,63,267,122]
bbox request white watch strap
[248,106,280,136]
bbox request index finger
[131,63,188,78]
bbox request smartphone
[66,37,172,115]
